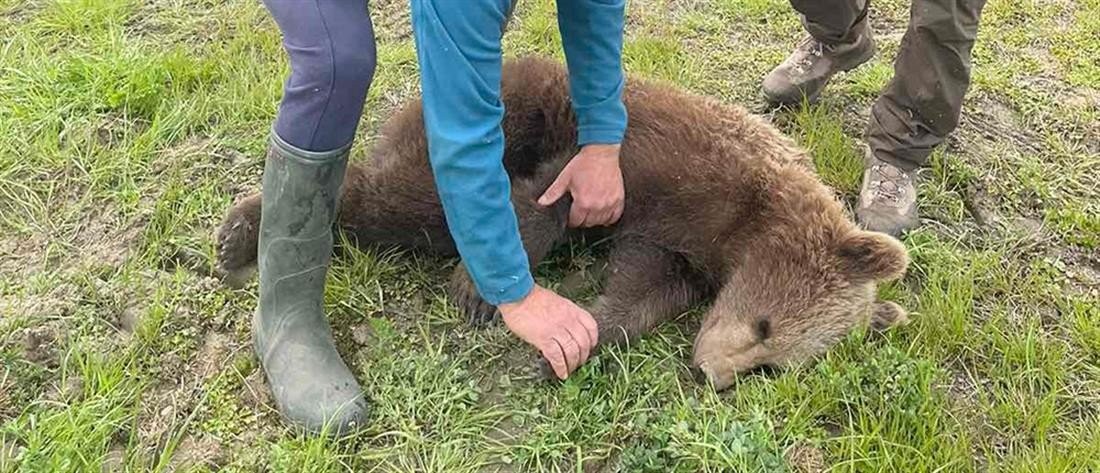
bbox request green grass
[2,0,1099,471]
[789,102,865,195]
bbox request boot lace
[791,36,829,74]
[867,163,911,205]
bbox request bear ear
[836,230,910,282]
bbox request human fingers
[552,333,581,376]
[540,342,569,380]
[563,321,592,366]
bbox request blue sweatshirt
[410,0,627,305]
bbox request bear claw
[534,357,558,381]
[214,194,262,287]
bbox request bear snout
[690,360,737,391]
[690,365,708,385]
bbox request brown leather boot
[856,147,920,236]
[762,21,876,105]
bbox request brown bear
[216,57,910,390]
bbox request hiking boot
[254,132,367,435]
[762,22,876,105]
[856,148,919,236]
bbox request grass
[1,0,1098,471]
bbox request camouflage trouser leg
[791,0,987,170]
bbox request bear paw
[870,300,910,331]
[215,194,262,288]
[447,264,499,326]
[534,357,559,382]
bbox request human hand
[537,143,624,227]
[498,284,599,379]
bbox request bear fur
[215,57,910,390]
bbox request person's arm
[410,0,597,379]
[410,0,529,305]
[537,0,628,227]
[557,0,628,147]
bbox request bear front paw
[215,194,262,288]
[870,300,910,331]
[534,357,558,382]
[447,264,499,326]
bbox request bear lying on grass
[216,57,910,390]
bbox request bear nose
[690,365,708,385]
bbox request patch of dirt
[0,0,39,25]
[942,367,991,410]
[0,378,17,421]
[155,137,256,197]
[159,245,215,279]
[1010,216,1045,237]
[126,0,261,48]
[350,323,375,346]
[1,193,142,285]
[0,285,78,331]
[961,181,1002,229]
[240,368,272,412]
[124,1,180,39]
[785,442,826,473]
[115,305,142,335]
[168,434,226,472]
[1058,246,1100,298]
[137,381,191,449]
[0,295,72,419]
[940,365,995,470]
[961,99,1044,155]
[19,325,59,368]
[372,0,412,42]
[136,344,208,448]
[133,319,258,452]
[1064,88,1100,153]
[0,436,25,471]
[93,113,151,149]
[69,208,144,275]
[42,375,84,404]
[100,444,126,472]
[195,332,234,381]
[0,234,49,282]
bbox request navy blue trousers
[264,0,377,152]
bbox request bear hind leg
[214,160,448,287]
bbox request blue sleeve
[410,0,534,305]
[557,0,628,145]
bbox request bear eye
[755,319,771,340]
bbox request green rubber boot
[255,132,367,435]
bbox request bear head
[691,227,911,391]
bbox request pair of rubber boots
[250,132,367,436]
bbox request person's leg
[762,0,875,105]
[269,0,376,152]
[254,0,376,435]
[792,0,867,45]
[858,0,986,235]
